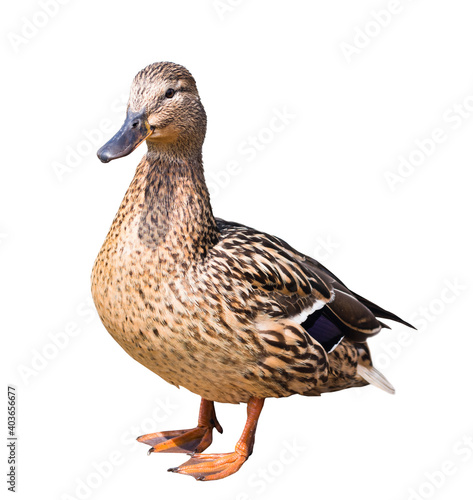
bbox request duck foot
[137,399,222,454]
[168,451,247,481]
[138,427,214,454]
[168,397,265,481]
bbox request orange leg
[168,397,265,481]
[137,399,222,454]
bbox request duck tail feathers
[357,364,395,395]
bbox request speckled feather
[91,62,410,405]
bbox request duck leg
[137,398,222,454]
[168,397,265,481]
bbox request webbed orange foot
[137,426,216,454]
[168,397,265,481]
[137,399,222,454]
[168,451,247,480]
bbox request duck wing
[213,219,413,352]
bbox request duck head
[97,62,207,163]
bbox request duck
[91,61,414,481]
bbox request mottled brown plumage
[91,62,413,480]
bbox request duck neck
[137,148,218,262]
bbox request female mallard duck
[91,62,413,481]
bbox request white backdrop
[2,1,472,499]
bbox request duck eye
[165,88,175,98]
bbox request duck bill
[97,109,152,163]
